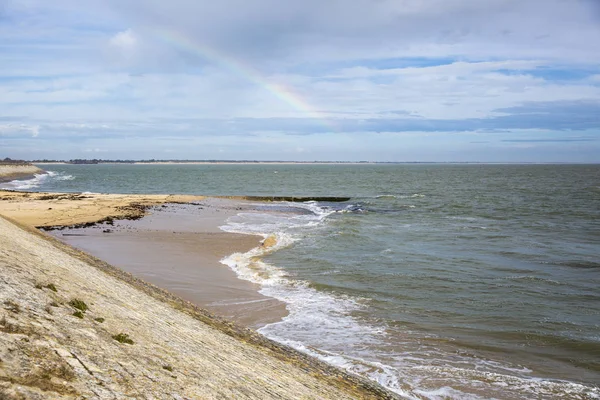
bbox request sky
[1,0,599,162]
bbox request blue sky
[1,0,599,162]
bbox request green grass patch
[112,333,134,345]
[69,299,88,312]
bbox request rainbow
[153,29,335,132]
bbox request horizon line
[18,159,600,165]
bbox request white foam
[221,244,407,395]
[0,170,74,190]
[220,201,335,237]
[0,173,49,190]
[446,216,478,221]
[51,171,74,181]
[376,193,426,199]
[414,386,485,400]
[219,203,410,395]
[218,201,600,400]
[412,365,600,400]
[221,245,290,286]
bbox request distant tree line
[29,159,137,164]
[21,158,385,164]
[0,157,29,165]
[67,159,136,164]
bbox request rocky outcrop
[224,196,351,202]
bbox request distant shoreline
[32,161,380,165]
[30,161,598,165]
[138,161,376,165]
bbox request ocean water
[4,163,600,399]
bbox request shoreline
[30,161,378,165]
[49,200,289,328]
[0,189,291,327]
[0,190,399,398]
[0,214,397,398]
[0,190,351,228]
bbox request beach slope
[0,215,397,399]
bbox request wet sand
[48,198,288,328]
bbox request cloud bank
[0,0,599,161]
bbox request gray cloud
[492,100,600,130]
[501,139,595,143]
[105,0,600,68]
[320,100,600,133]
[8,100,598,142]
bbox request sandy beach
[49,199,288,328]
[0,190,298,326]
[0,190,207,227]
[0,189,398,398]
[0,190,289,326]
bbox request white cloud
[0,124,40,137]
[106,29,143,66]
[109,29,138,51]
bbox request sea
[3,163,599,399]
